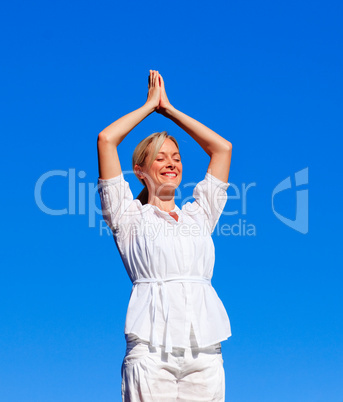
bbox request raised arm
[157,74,232,184]
[97,70,160,180]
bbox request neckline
[149,204,180,214]
[147,204,182,224]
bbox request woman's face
[136,138,182,196]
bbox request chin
[158,181,180,192]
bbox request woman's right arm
[97,70,160,180]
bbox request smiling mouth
[161,173,177,178]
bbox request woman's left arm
[158,74,232,183]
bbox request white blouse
[97,171,232,352]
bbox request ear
[134,164,144,179]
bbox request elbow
[222,140,232,153]
[98,131,109,144]
[209,141,232,157]
[98,131,120,147]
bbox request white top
[97,171,232,352]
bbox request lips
[161,172,177,177]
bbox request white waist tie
[132,276,211,353]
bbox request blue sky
[1,0,342,401]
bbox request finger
[160,74,164,88]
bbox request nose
[166,158,176,168]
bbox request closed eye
[156,158,181,162]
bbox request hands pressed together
[146,70,172,115]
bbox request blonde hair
[132,131,180,205]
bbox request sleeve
[191,172,230,234]
[97,173,135,233]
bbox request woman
[97,70,233,401]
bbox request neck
[147,195,176,212]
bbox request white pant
[121,335,225,401]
